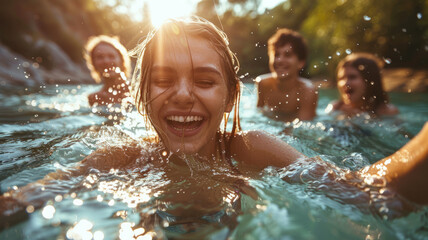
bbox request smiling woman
[2,16,428,240]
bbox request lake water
[1,83,427,239]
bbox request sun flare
[147,0,197,27]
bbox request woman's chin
[165,143,201,156]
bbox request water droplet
[42,205,56,219]
[26,205,35,213]
[383,58,392,64]
[73,198,84,206]
[363,15,371,21]
[417,13,422,19]
[55,195,63,202]
[336,51,341,56]
[345,49,352,54]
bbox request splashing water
[1,84,428,239]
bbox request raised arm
[233,123,428,207]
[359,122,428,204]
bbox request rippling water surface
[1,84,427,239]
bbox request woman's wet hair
[84,35,131,83]
[131,16,241,150]
[337,53,389,111]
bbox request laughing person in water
[1,18,428,235]
[84,35,132,107]
[256,28,318,122]
[325,53,399,117]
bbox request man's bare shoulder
[256,73,274,82]
[297,78,318,100]
[298,78,316,91]
[256,73,276,89]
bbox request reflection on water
[1,84,428,239]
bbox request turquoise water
[1,83,427,239]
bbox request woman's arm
[233,123,428,205]
[358,122,428,204]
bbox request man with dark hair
[257,28,318,122]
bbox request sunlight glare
[147,0,197,27]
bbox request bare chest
[263,88,301,114]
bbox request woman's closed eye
[153,77,174,88]
[195,78,215,88]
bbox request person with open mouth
[1,18,427,238]
[84,35,132,107]
[325,53,398,117]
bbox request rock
[0,43,93,86]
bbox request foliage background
[0,0,426,85]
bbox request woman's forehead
[151,36,224,72]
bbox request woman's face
[92,43,123,80]
[147,36,233,156]
[337,66,367,107]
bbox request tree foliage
[195,0,428,80]
[1,0,426,81]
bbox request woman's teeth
[166,116,203,123]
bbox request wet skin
[148,36,233,155]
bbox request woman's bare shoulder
[325,100,343,113]
[376,103,399,116]
[80,140,144,171]
[230,130,305,169]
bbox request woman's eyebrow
[193,66,222,77]
[151,66,176,74]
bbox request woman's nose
[345,78,352,87]
[172,79,194,106]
